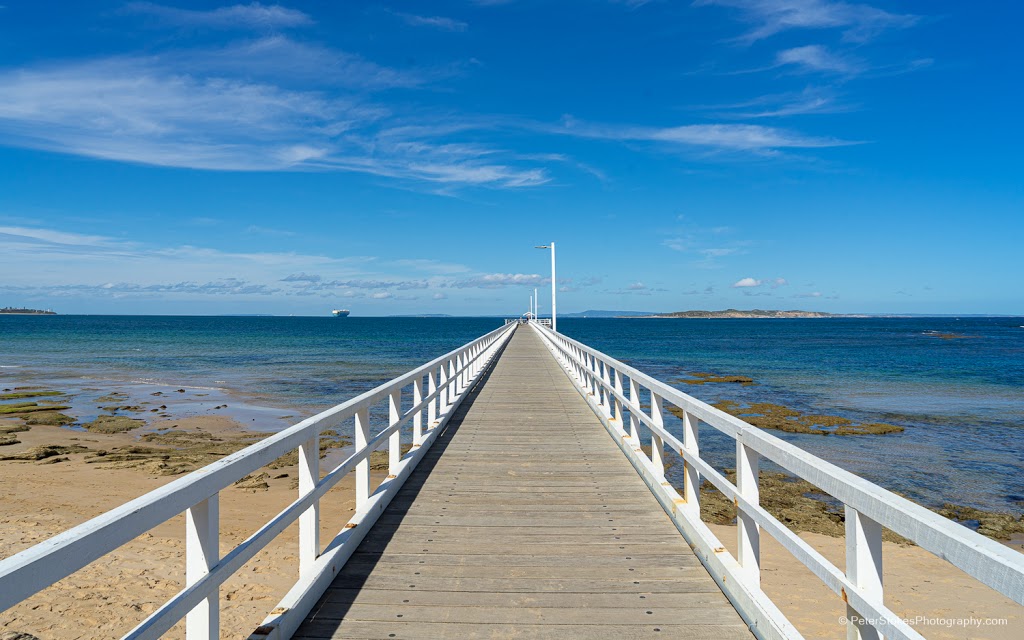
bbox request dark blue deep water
[2,315,1022,512]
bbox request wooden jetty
[293,328,751,639]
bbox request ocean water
[0,316,502,411]
[556,317,1024,513]
[2,315,1022,513]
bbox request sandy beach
[0,400,379,640]
[707,523,1022,639]
[1,383,1021,639]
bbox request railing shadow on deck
[291,333,512,636]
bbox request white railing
[0,322,515,640]
[529,321,1024,640]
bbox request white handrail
[0,322,516,640]
[529,321,1024,640]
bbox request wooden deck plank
[293,621,752,640]
[311,588,729,608]
[293,327,750,639]
[345,553,701,567]
[317,575,727,594]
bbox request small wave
[127,379,228,391]
[0,365,20,368]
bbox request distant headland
[0,307,56,315]
[636,309,840,319]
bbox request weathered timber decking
[293,327,753,639]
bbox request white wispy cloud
[1,224,547,304]
[451,273,548,289]
[124,2,313,30]
[695,0,918,43]
[559,117,853,153]
[661,221,748,269]
[0,226,355,297]
[175,36,430,89]
[0,225,114,247]
[776,45,863,75]
[280,273,322,283]
[391,11,468,32]
[0,52,549,188]
[709,87,851,118]
[0,57,364,171]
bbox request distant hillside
[0,307,56,315]
[639,309,836,319]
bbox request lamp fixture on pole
[535,242,556,332]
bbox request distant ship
[332,309,351,317]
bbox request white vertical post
[428,370,437,425]
[440,362,448,410]
[388,389,401,477]
[846,506,884,640]
[550,241,556,332]
[737,441,761,585]
[437,365,448,415]
[453,355,461,395]
[298,434,319,576]
[355,408,370,510]
[186,494,219,640]
[448,359,456,405]
[613,370,624,425]
[650,393,665,478]
[628,378,640,440]
[600,362,612,418]
[534,287,538,320]
[589,355,598,396]
[682,410,700,515]
[413,377,424,445]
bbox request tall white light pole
[534,287,538,321]
[535,242,556,332]
[529,294,533,320]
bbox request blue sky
[0,1,1021,316]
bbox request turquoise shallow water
[2,315,1022,513]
